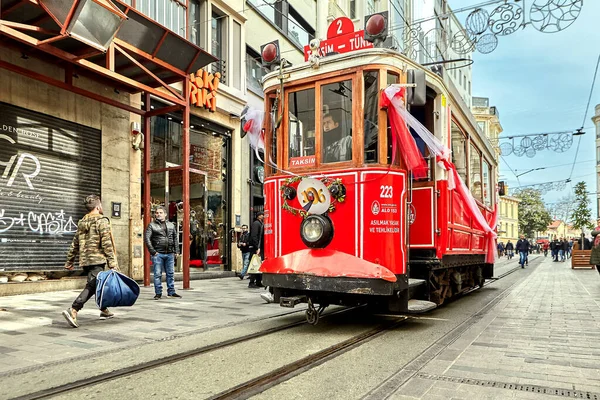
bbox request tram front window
[288,89,316,167]
[322,80,353,164]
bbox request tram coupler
[280,295,307,308]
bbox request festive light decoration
[511,179,571,195]
[492,131,576,158]
[402,0,583,60]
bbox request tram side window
[483,159,492,207]
[387,72,399,164]
[470,143,482,201]
[288,89,316,167]
[322,80,353,164]
[451,121,467,182]
[364,71,379,163]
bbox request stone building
[594,104,600,216]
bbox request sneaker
[99,309,114,320]
[260,292,274,304]
[239,274,244,280]
[154,294,162,300]
[62,308,79,328]
[248,282,258,288]
[167,293,182,298]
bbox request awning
[0,0,217,94]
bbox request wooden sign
[189,69,221,112]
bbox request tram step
[407,299,437,313]
[280,295,307,308]
[408,278,427,288]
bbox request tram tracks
[10,307,356,400]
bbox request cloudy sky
[447,0,599,216]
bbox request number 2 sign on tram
[303,17,373,61]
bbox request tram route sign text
[303,17,373,61]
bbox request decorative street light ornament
[495,130,576,157]
[466,8,490,35]
[475,33,498,54]
[39,0,127,51]
[530,0,583,33]
[488,3,524,36]
[450,30,476,55]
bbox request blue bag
[95,270,140,309]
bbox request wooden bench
[571,250,595,269]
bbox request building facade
[497,195,520,244]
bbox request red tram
[251,16,498,324]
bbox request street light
[515,167,546,178]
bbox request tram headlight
[300,215,334,249]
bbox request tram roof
[262,48,496,164]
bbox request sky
[448,0,599,218]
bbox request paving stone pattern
[0,278,281,376]
[392,256,600,399]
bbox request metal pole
[143,92,151,286]
[182,77,191,289]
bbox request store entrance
[149,166,210,271]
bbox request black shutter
[0,102,102,271]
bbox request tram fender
[260,249,397,282]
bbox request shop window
[246,46,263,95]
[211,9,227,85]
[136,0,186,37]
[321,80,353,164]
[149,115,183,170]
[451,121,467,183]
[248,0,314,47]
[288,89,316,166]
[470,143,482,201]
[232,21,242,90]
[364,71,379,163]
[483,159,492,207]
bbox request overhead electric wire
[568,53,600,180]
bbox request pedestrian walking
[590,225,600,276]
[497,242,505,258]
[237,224,252,280]
[542,241,549,257]
[248,211,265,289]
[62,195,118,328]
[516,235,530,269]
[551,238,560,262]
[144,206,182,300]
[505,240,514,259]
[559,237,567,262]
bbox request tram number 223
[301,187,327,204]
[380,185,393,199]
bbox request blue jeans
[240,252,252,277]
[519,251,528,266]
[153,253,175,295]
[559,250,565,261]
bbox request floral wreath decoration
[280,176,346,218]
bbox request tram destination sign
[303,17,373,61]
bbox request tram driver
[322,111,352,163]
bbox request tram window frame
[482,158,493,207]
[286,87,316,168]
[385,71,400,166]
[450,120,468,184]
[469,142,483,202]
[320,77,355,165]
[264,94,279,177]
[364,70,379,164]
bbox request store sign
[0,102,101,271]
[189,69,221,112]
[303,17,373,61]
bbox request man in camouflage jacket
[62,195,118,328]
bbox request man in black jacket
[145,206,181,300]
[248,212,265,288]
[515,235,530,269]
[237,224,252,279]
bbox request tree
[570,181,594,236]
[547,194,575,224]
[514,188,553,238]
